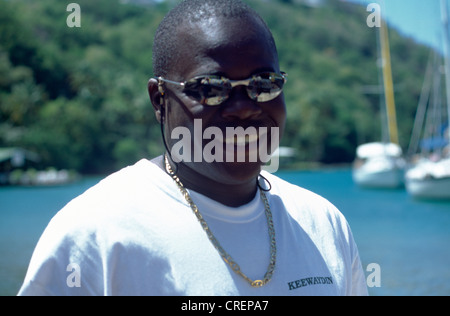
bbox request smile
[224,131,266,147]
[170,119,278,166]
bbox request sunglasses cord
[160,106,178,177]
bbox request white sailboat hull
[404,1,450,200]
[405,158,450,199]
[353,165,404,188]
[353,143,405,188]
[405,176,450,199]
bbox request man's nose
[220,87,263,121]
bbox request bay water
[1,168,449,296]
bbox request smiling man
[18,0,368,296]
[148,0,286,207]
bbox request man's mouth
[223,129,268,147]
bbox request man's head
[152,0,278,78]
[148,0,286,192]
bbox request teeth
[224,135,256,145]
[224,131,267,146]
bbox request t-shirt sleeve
[17,206,104,296]
[347,224,369,296]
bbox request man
[18,0,368,295]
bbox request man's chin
[188,159,264,185]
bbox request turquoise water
[1,169,449,296]
[277,168,450,296]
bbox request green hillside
[0,0,430,173]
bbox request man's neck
[164,158,259,207]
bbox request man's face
[161,15,286,185]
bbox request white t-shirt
[18,157,368,296]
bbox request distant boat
[0,147,79,186]
[405,158,450,199]
[352,9,405,188]
[353,142,405,188]
[404,0,450,200]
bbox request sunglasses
[157,72,287,106]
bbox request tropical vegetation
[0,0,431,173]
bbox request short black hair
[152,0,277,78]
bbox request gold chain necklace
[164,155,276,288]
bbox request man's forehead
[182,14,269,42]
[171,16,277,77]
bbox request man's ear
[148,78,164,123]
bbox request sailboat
[404,0,450,200]
[353,142,404,188]
[352,11,405,188]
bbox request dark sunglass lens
[184,77,230,106]
[184,78,205,101]
[248,74,284,102]
[183,73,285,105]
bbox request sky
[345,0,445,53]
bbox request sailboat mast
[441,0,450,142]
[379,8,399,145]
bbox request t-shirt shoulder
[46,158,176,237]
[262,171,352,240]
